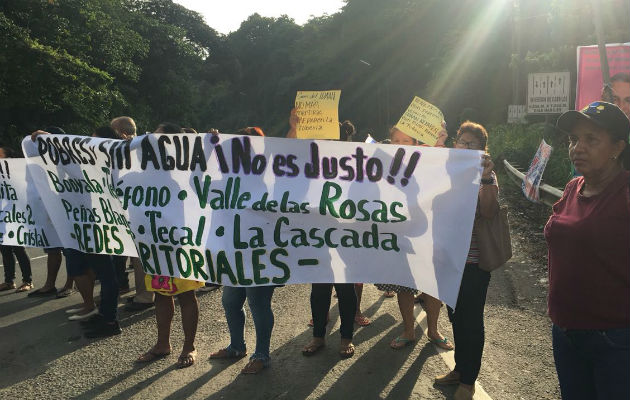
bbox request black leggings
[1,245,32,284]
[112,255,129,288]
[448,263,491,385]
[310,283,357,340]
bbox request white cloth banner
[0,158,61,247]
[21,134,482,306]
[22,136,137,256]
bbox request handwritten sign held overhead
[295,90,341,139]
[396,97,444,145]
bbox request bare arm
[286,108,298,138]
[31,130,50,141]
[433,121,448,147]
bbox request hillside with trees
[1,0,628,153]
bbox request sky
[173,0,346,34]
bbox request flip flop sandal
[176,350,197,369]
[339,343,355,359]
[16,282,33,292]
[27,287,57,297]
[302,341,325,356]
[209,348,247,359]
[0,282,16,291]
[390,336,415,350]
[354,315,371,326]
[241,359,267,374]
[57,288,75,298]
[383,291,395,298]
[136,350,171,363]
[429,337,454,351]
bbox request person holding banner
[434,121,498,400]
[285,108,359,358]
[545,101,629,399]
[0,147,34,293]
[209,127,282,374]
[376,125,453,351]
[109,116,156,311]
[136,123,204,369]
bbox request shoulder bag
[474,204,513,272]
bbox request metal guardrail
[503,159,564,207]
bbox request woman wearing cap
[545,101,629,399]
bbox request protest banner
[576,43,630,110]
[18,133,482,307]
[294,90,341,139]
[522,139,553,203]
[22,136,138,256]
[395,97,444,145]
[0,158,61,248]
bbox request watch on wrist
[481,177,495,185]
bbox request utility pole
[511,0,522,105]
[591,0,613,102]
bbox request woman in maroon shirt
[546,101,629,399]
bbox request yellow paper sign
[295,90,341,139]
[395,97,444,145]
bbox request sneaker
[84,321,122,338]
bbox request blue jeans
[552,324,630,399]
[222,286,276,365]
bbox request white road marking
[0,254,47,267]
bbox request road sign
[527,72,571,114]
[508,105,527,123]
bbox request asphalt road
[0,183,560,400]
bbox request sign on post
[507,105,527,124]
[527,72,571,114]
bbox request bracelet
[480,177,495,185]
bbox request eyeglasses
[456,139,481,149]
